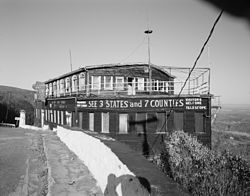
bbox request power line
[119,37,146,63]
[149,10,224,155]
[178,10,224,97]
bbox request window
[145,78,150,91]
[152,80,158,91]
[60,79,65,94]
[65,77,71,93]
[79,73,85,90]
[137,78,144,91]
[116,77,124,90]
[104,76,113,90]
[49,83,53,96]
[53,82,57,96]
[91,76,101,90]
[164,81,169,92]
[72,75,78,92]
[45,84,49,97]
[158,81,164,92]
[57,81,60,96]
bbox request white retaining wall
[55,126,134,193]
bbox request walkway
[86,131,190,196]
[43,131,103,196]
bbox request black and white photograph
[0,0,249,195]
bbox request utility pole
[144,29,153,93]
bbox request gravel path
[0,127,102,196]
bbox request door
[102,112,109,133]
[119,114,128,133]
[89,113,94,131]
[79,112,83,129]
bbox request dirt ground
[0,127,48,196]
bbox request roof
[45,62,175,83]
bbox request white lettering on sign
[76,98,207,110]
[105,100,129,108]
[149,99,184,108]
[185,98,206,110]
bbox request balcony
[45,67,210,99]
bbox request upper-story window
[104,76,113,90]
[79,72,85,91]
[158,81,164,92]
[45,84,49,97]
[53,81,57,96]
[56,80,60,96]
[153,80,158,91]
[116,77,124,90]
[66,77,71,93]
[49,83,53,96]
[164,81,169,92]
[137,77,144,91]
[91,76,101,90]
[145,78,150,91]
[60,79,65,94]
[72,75,78,92]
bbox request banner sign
[77,97,207,111]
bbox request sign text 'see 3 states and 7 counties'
[77,98,207,110]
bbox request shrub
[156,130,250,196]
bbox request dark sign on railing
[47,98,75,110]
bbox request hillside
[212,104,250,162]
[0,85,35,125]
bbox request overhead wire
[149,10,224,156]
[119,37,146,63]
[177,10,224,97]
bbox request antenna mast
[144,29,153,93]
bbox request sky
[0,0,250,105]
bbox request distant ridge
[0,85,34,93]
[0,85,35,124]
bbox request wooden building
[34,63,212,155]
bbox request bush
[156,130,250,196]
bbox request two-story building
[34,63,212,155]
